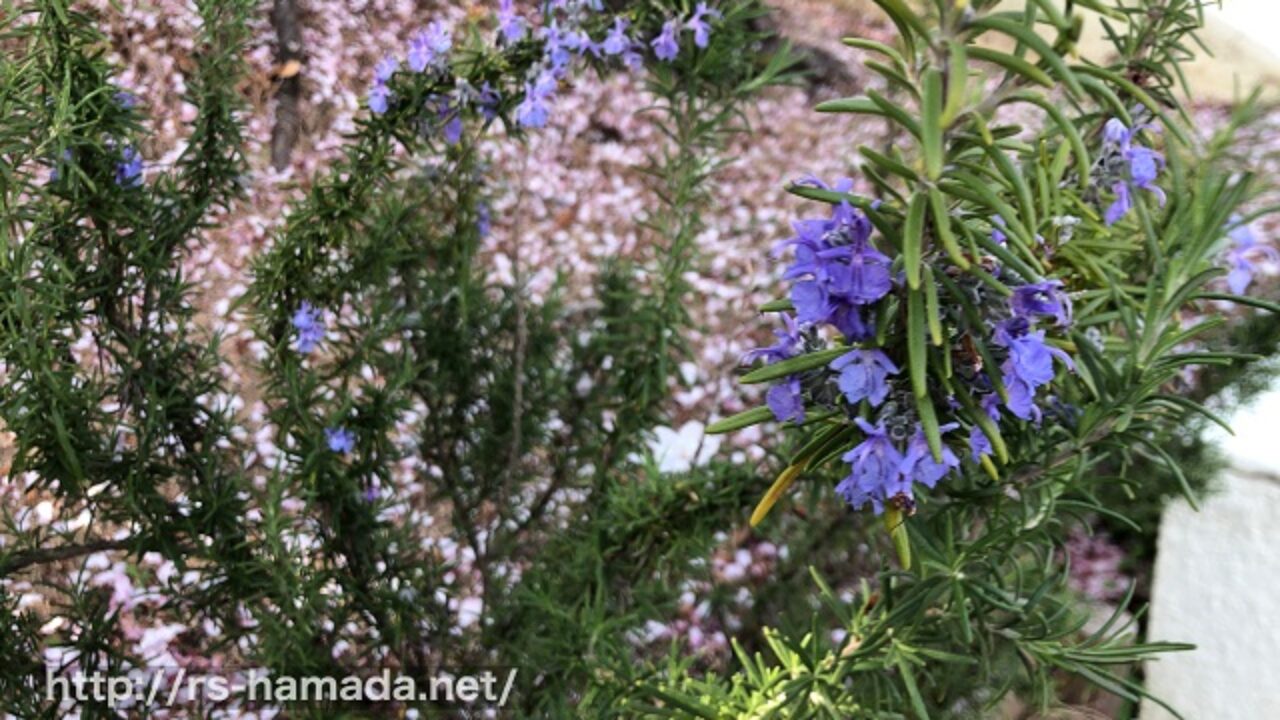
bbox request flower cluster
[744,175,1080,515]
[1100,118,1165,225]
[325,426,355,454]
[364,1,723,133]
[774,177,887,338]
[310,3,724,487]
[1224,217,1278,295]
[115,147,143,186]
[290,301,325,354]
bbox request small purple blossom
[990,216,1008,246]
[477,202,492,238]
[742,313,802,365]
[899,423,960,490]
[651,19,680,61]
[778,198,891,333]
[291,301,325,354]
[541,22,583,72]
[374,55,398,84]
[980,392,1001,422]
[1102,118,1165,225]
[476,82,501,121]
[368,56,398,115]
[408,22,452,72]
[429,96,463,144]
[1011,280,1072,326]
[766,377,805,423]
[443,116,463,145]
[830,349,898,407]
[968,425,993,461]
[832,305,874,341]
[368,84,392,115]
[497,0,527,43]
[1103,117,1129,146]
[1002,375,1042,422]
[1104,181,1131,226]
[516,72,557,128]
[995,318,1074,388]
[684,3,722,48]
[114,146,143,187]
[1127,145,1163,191]
[325,427,356,454]
[601,17,633,56]
[1224,218,1278,295]
[836,418,906,515]
[114,90,137,109]
[621,48,645,71]
[993,318,1073,421]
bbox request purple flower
[291,301,325,354]
[840,238,893,303]
[476,82,501,121]
[766,377,805,423]
[777,200,890,329]
[968,424,993,461]
[742,313,802,365]
[1011,280,1072,326]
[830,349,898,407]
[516,72,556,128]
[831,304,874,342]
[325,427,356,454]
[622,48,645,71]
[793,174,855,194]
[429,96,463,144]
[408,22,452,72]
[994,319,1074,388]
[992,318,1073,422]
[790,280,831,326]
[980,392,1001,422]
[373,55,398,84]
[1103,117,1130,147]
[368,56,398,115]
[684,2,722,48]
[601,17,632,56]
[991,216,1008,246]
[114,146,142,187]
[443,116,463,145]
[836,418,905,514]
[1104,182,1131,226]
[774,196,891,346]
[651,19,680,61]
[477,202,492,238]
[1002,375,1042,422]
[1224,218,1278,295]
[899,423,960,490]
[368,84,392,115]
[114,90,137,109]
[541,21,582,71]
[497,0,527,43]
[1102,118,1165,225]
[1127,146,1163,191]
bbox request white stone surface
[1141,387,1280,719]
[984,0,1280,102]
[1199,385,1280,479]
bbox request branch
[270,0,303,170]
[0,537,133,577]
